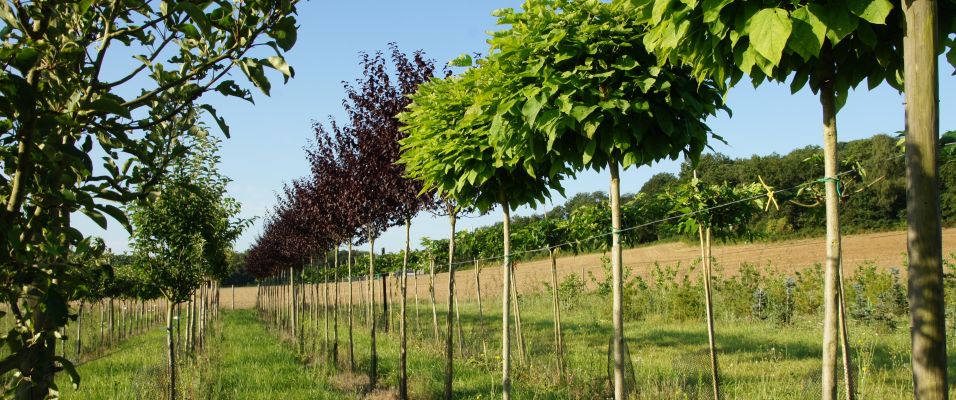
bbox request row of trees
[394,1,955,399]
[245,45,437,399]
[0,0,301,397]
[242,1,953,400]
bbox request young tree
[400,59,570,400]
[0,1,298,395]
[665,177,762,399]
[128,134,247,400]
[485,2,727,398]
[637,1,955,397]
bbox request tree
[400,58,570,399]
[665,177,762,399]
[0,1,298,396]
[636,0,955,397]
[485,2,726,398]
[128,133,247,400]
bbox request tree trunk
[166,299,177,400]
[76,301,84,358]
[549,249,565,381]
[819,50,843,400]
[609,161,625,400]
[415,268,422,335]
[501,201,513,400]
[324,253,330,358]
[369,231,378,388]
[288,269,296,352]
[382,276,389,333]
[838,268,856,400]
[510,262,526,365]
[444,211,457,400]
[348,243,355,372]
[430,257,439,343]
[400,219,411,400]
[700,226,720,400]
[454,289,463,356]
[333,246,340,367]
[903,2,948,398]
[475,259,486,355]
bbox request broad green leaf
[89,96,131,118]
[267,56,294,81]
[702,0,734,23]
[748,8,792,67]
[200,104,231,138]
[450,54,474,67]
[789,6,826,61]
[811,4,859,44]
[570,105,598,122]
[847,0,893,25]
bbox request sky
[78,1,956,256]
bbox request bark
[399,220,411,400]
[549,249,565,380]
[903,2,948,398]
[443,211,457,400]
[369,232,378,388]
[610,161,625,400]
[475,259,486,355]
[348,243,355,372]
[75,302,84,358]
[510,262,526,365]
[166,300,177,400]
[430,257,439,343]
[333,246,340,366]
[502,200,513,400]
[819,49,842,400]
[700,226,720,400]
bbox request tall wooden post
[903,1,948,398]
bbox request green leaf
[55,356,80,389]
[521,92,545,127]
[811,4,859,44]
[583,140,597,165]
[570,105,598,123]
[88,96,131,118]
[789,6,826,61]
[176,2,211,37]
[266,56,294,82]
[449,54,474,67]
[702,0,734,23]
[200,104,231,138]
[847,0,893,24]
[82,208,108,230]
[748,8,792,67]
[270,16,298,52]
[96,204,131,233]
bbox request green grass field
[59,286,951,399]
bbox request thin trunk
[333,246,340,367]
[502,201,513,400]
[382,276,388,333]
[166,300,177,400]
[510,261,526,365]
[454,289,463,356]
[610,161,625,400]
[549,249,565,381]
[475,259,486,355]
[430,257,439,343]
[819,48,842,400]
[903,2,948,398]
[324,253,330,358]
[76,301,83,358]
[415,269,422,335]
[444,211,457,400]
[838,266,855,400]
[369,231,378,388]
[348,243,355,372]
[400,219,411,400]
[701,226,720,400]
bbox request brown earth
[222,228,956,309]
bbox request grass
[60,310,341,400]
[293,288,941,399]
[58,291,948,399]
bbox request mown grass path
[61,310,343,400]
[205,310,339,399]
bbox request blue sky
[81,1,956,255]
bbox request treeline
[385,133,953,271]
